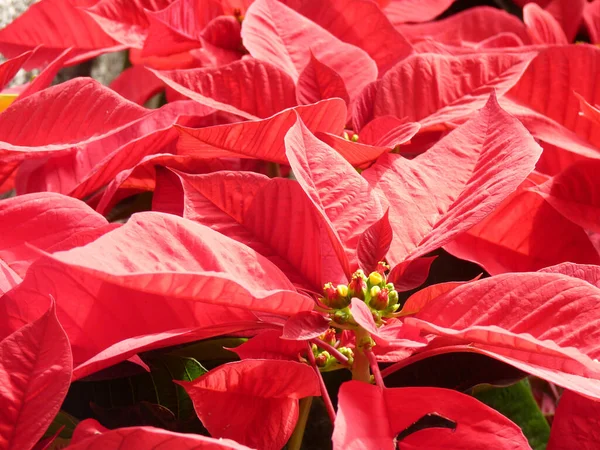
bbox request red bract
[547,391,600,449]
[69,420,253,449]
[0,301,72,450]
[178,359,320,449]
[333,381,529,449]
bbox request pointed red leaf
[0,0,122,69]
[152,169,348,290]
[399,279,476,316]
[18,48,73,100]
[232,330,306,360]
[281,311,330,341]
[524,3,569,44]
[69,422,252,449]
[242,0,377,101]
[0,193,108,276]
[444,177,600,274]
[357,209,393,274]
[0,301,72,450]
[333,381,529,450]
[547,390,600,450]
[383,0,455,24]
[363,94,542,265]
[399,6,531,45]
[296,53,349,106]
[410,271,600,399]
[0,49,33,90]
[109,65,165,105]
[150,59,297,120]
[1,212,313,367]
[388,256,437,292]
[531,159,600,233]
[177,359,320,450]
[576,91,600,126]
[284,0,413,74]
[507,45,600,149]
[584,0,600,44]
[285,117,383,272]
[545,0,585,41]
[373,51,536,127]
[84,0,171,48]
[177,99,347,164]
[0,78,150,161]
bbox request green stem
[352,328,371,383]
[287,397,313,450]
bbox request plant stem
[310,339,349,366]
[365,348,384,388]
[267,162,281,178]
[287,396,313,450]
[352,328,371,383]
[307,345,336,423]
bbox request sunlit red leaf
[0,260,21,296]
[242,0,378,101]
[232,330,306,360]
[0,49,33,90]
[177,99,347,164]
[357,210,393,274]
[372,51,536,127]
[281,311,330,341]
[524,3,569,44]
[285,117,383,272]
[388,256,437,292]
[0,0,122,69]
[296,53,349,106]
[333,381,529,449]
[363,94,542,265]
[544,0,585,41]
[539,262,600,288]
[69,421,252,449]
[0,301,72,450]
[151,59,297,119]
[178,359,320,450]
[0,192,108,276]
[382,0,455,24]
[109,65,165,105]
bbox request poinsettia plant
[1,0,600,448]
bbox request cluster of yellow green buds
[343,131,359,142]
[320,262,400,324]
[309,328,355,370]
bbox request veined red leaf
[177,359,320,450]
[0,0,122,69]
[383,0,455,24]
[0,78,150,160]
[296,53,349,106]
[108,65,165,105]
[232,330,306,360]
[0,213,312,369]
[357,209,393,274]
[152,169,348,290]
[388,256,437,292]
[176,99,347,164]
[150,59,297,120]
[507,45,600,149]
[547,390,600,449]
[531,159,600,233]
[281,311,330,341]
[545,0,585,41]
[584,0,600,44]
[0,301,72,450]
[399,6,531,45]
[241,0,378,101]
[398,279,476,316]
[410,271,600,399]
[18,48,73,100]
[0,193,108,276]
[539,262,600,288]
[373,51,536,127]
[285,117,383,272]
[282,0,413,74]
[524,3,569,44]
[444,177,600,274]
[363,93,542,265]
[333,381,529,450]
[69,422,253,449]
[84,0,172,48]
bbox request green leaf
[473,379,550,450]
[43,411,79,439]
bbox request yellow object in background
[0,94,17,112]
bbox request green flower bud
[387,289,399,307]
[315,351,331,367]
